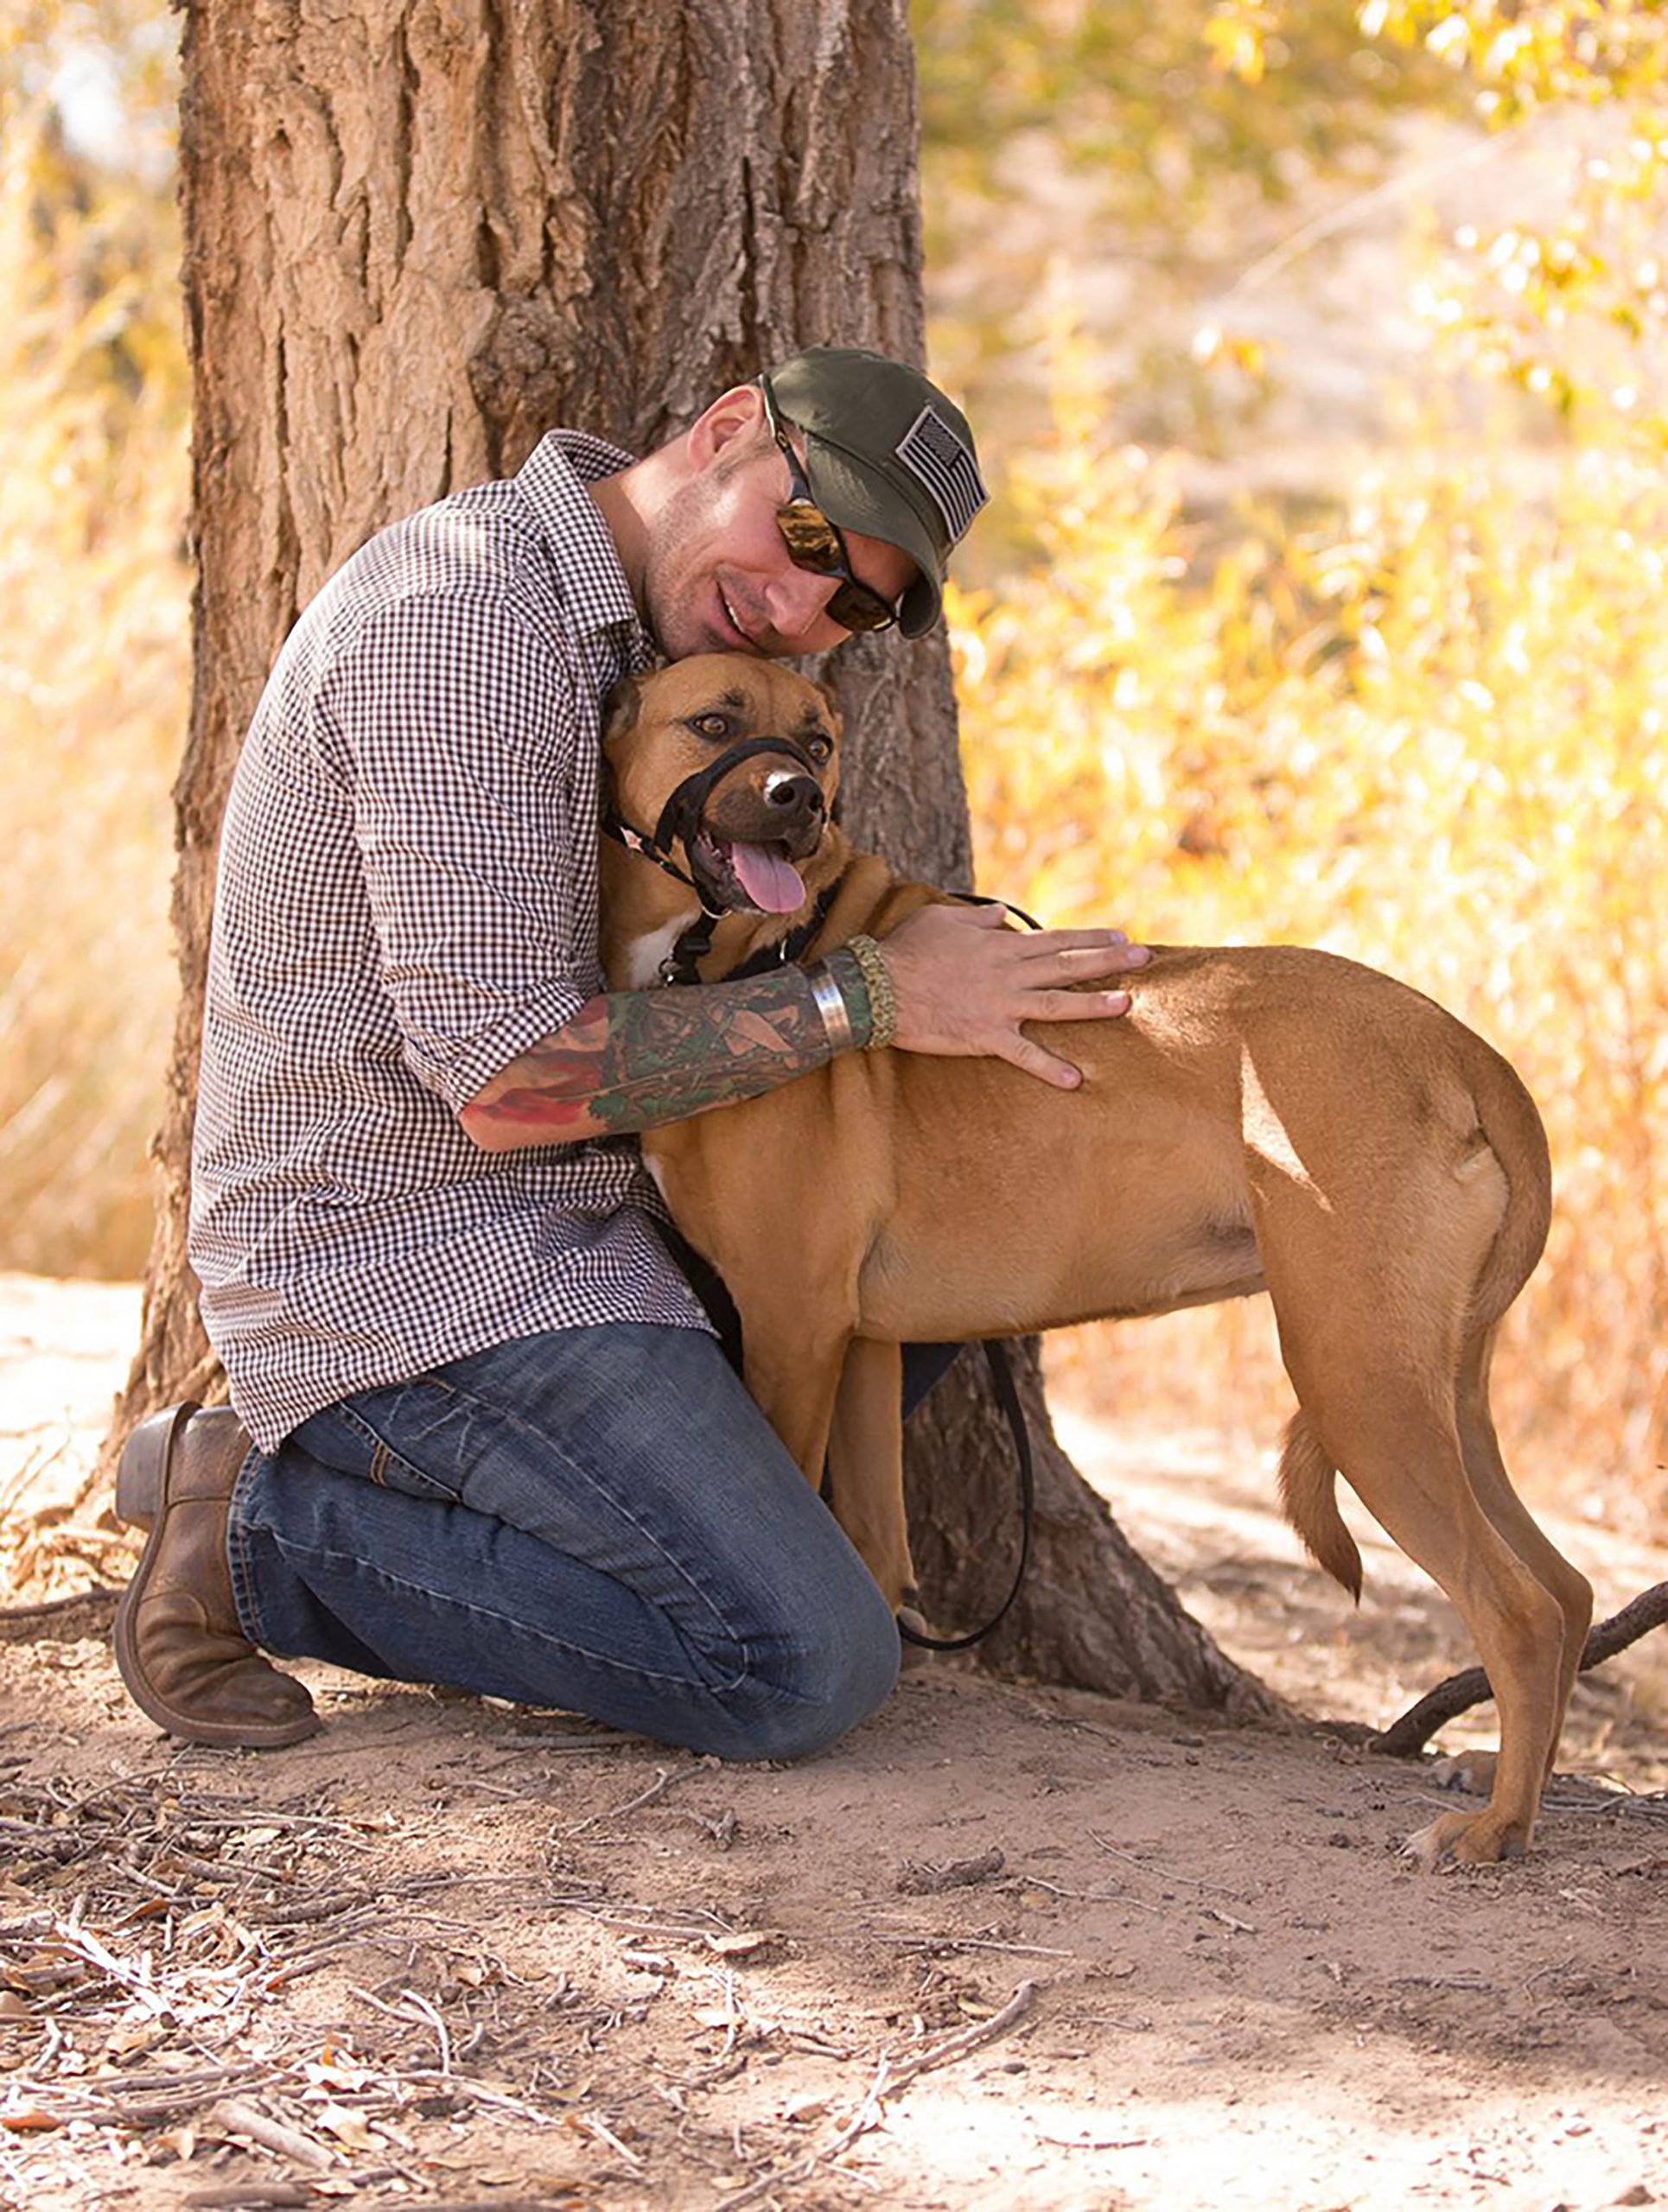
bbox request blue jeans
[227,1324,911,1761]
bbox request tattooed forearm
[462,965,850,1150]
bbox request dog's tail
[1277,1413,1362,1601]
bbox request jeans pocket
[294,1385,468,1506]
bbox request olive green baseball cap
[764,346,988,638]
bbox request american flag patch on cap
[895,405,989,546]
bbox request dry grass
[0,74,189,1281]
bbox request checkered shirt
[190,431,712,1452]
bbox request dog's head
[602,656,843,918]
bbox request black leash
[946,888,1045,932]
[896,1338,1036,1652]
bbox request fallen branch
[1374,1580,1668,1759]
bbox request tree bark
[106,0,1273,1719]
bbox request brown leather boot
[112,1403,321,1748]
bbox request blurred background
[3,0,1665,1529]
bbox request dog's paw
[1404,1808,1531,1872]
[1430,1749,1498,1796]
[896,1602,942,1667]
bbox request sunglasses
[759,378,901,634]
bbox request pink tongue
[729,841,806,913]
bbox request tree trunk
[107,0,1274,1719]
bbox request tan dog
[599,655,1592,1869]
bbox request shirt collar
[516,430,653,665]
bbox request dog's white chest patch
[621,919,688,991]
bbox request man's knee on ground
[707,1568,901,1764]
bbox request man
[114,346,1148,1759]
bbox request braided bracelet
[845,934,898,1052]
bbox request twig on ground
[347,1981,455,2075]
[563,1757,716,1837]
[576,2107,645,2171]
[659,1802,739,1847]
[182,2184,316,2208]
[0,1586,121,1624]
[1008,1873,1160,1910]
[205,2097,335,2171]
[49,1914,175,2022]
[398,1986,453,2075]
[2,2062,280,2130]
[251,1888,372,1927]
[897,1847,1005,1894]
[394,2068,568,2127]
[720,1979,1040,2210]
[1089,1833,1251,1902]
[546,1898,743,1942]
[372,2202,574,2212]
[859,1931,1073,1959]
[161,1796,380,1841]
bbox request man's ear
[685,384,767,474]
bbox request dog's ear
[602,675,644,755]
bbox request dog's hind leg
[1264,1230,1571,1866]
[1301,1383,1569,1865]
[1442,1323,1592,1793]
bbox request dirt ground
[3,1273,1666,2212]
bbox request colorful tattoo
[463,968,837,1147]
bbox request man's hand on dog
[882,904,1149,1089]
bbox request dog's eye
[805,734,832,765]
[690,713,731,740]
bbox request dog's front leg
[745,1332,916,1614]
[825,1338,915,1615]
[740,1326,850,1497]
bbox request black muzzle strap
[603,734,822,908]
[649,734,818,863]
[605,734,824,986]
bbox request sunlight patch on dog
[1239,1045,1331,1208]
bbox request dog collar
[636,878,841,991]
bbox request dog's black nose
[766,773,825,820]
